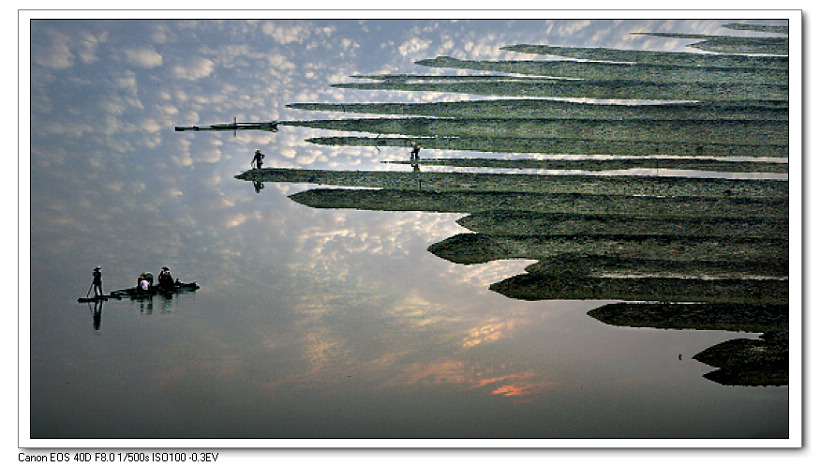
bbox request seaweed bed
[228,22,791,386]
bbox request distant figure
[252,149,265,169]
[137,272,153,291]
[158,266,174,289]
[92,266,103,297]
[410,142,421,161]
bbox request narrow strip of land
[524,254,787,279]
[427,232,787,266]
[499,44,788,69]
[238,168,788,198]
[385,157,788,173]
[455,211,788,238]
[305,136,787,158]
[288,99,788,121]
[489,273,788,304]
[412,56,787,84]
[331,78,787,101]
[284,117,788,146]
[287,188,788,219]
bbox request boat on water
[174,117,278,133]
[77,281,200,303]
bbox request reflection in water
[235,21,789,390]
[588,302,788,386]
[242,165,787,387]
[91,300,103,331]
[30,18,792,441]
[137,296,154,315]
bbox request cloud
[149,23,171,44]
[267,53,297,72]
[398,38,433,57]
[559,20,592,36]
[195,138,224,164]
[172,139,194,167]
[171,57,216,80]
[124,46,163,68]
[260,21,314,44]
[141,118,163,134]
[42,120,95,138]
[462,40,501,60]
[32,30,74,69]
[32,26,109,70]
[77,31,107,64]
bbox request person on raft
[92,266,103,297]
[158,266,175,289]
[138,272,153,291]
[251,149,265,169]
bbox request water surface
[25,17,791,445]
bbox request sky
[10,7,811,465]
[25,16,791,278]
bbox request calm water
[25,18,791,445]
[28,169,788,441]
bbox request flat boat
[78,281,199,302]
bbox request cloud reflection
[28,17,791,439]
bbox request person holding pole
[91,266,103,297]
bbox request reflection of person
[253,180,265,193]
[410,142,421,160]
[92,267,103,297]
[92,300,103,330]
[252,149,265,169]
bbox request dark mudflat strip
[723,23,788,34]
[413,56,787,84]
[427,232,787,266]
[331,78,787,102]
[499,44,788,69]
[587,302,787,332]
[287,188,788,220]
[306,136,787,158]
[288,99,788,121]
[387,157,788,174]
[693,331,788,386]
[456,211,788,238]
[636,33,788,55]
[284,117,788,146]
[488,273,788,304]
[238,168,788,198]
[525,254,787,279]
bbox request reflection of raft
[77,296,108,303]
[77,281,200,302]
